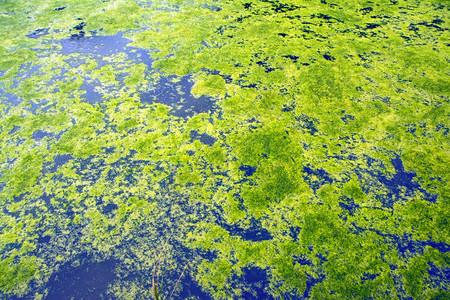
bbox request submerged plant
[151,236,189,300]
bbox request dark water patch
[358,155,437,208]
[236,79,259,88]
[39,193,53,207]
[303,272,326,299]
[6,191,26,205]
[392,235,450,257]
[283,55,299,63]
[197,248,218,264]
[203,69,232,83]
[37,235,51,244]
[235,15,251,23]
[177,273,213,299]
[220,219,273,242]
[293,254,313,266]
[46,258,118,300]
[17,62,42,76]
[391,271,410,300]
[215,25,226,35]
[312,13,341,22]
[36,102,56,115]
[10,64,43,89]
[141,75,217,118]
[155,3,180,11]
[295,114,318,135]
[239,165,257,177]
[239,267,273,299]
[352,224,450,256]
[0,242,22,256]
[80,81,104,103]
[190,130,216,146]
[63,57,87,68]
[28,99,51,115]
[409,22,446,32]
[316,252,328,264]
[435,123,449,136]
[374,95,391,104]
[424,240,450,253]
[339,196,359,215]
[255,60,276,73]
[103,147,116,154]
[320,0,339,8]
[73,22,86,31]
[365,154,384,169]
[199,40,213,50]
[271,2,302,13]
[341,113,355,124]
[64,208,75,218]
[361,272,380,283]
[302,166,333,192]
[1,92,22,106]
[201,4,222,11]
[70,31,85,41]
[77,156,107,182]
[281,103,295,112]
[323,53,335,61]
[427,262,450,288]
[50,154,74,173]
[116,245,212,299]
[285,14,302,20]
[137,1,153,8]
[59,32,132,56]
[125,46,154,67]
[26,28,49,39]
[365,23,381,30]
[106,154,154,186]
[289,226,301,241]
[360,7,373,15]
[432,19,444,25]
[2,204,20,218]
[8,125,21,135]
[102,203,118,215]
[400,34,411,41]
[31,129,53,141]
[247,116,260,129]
[56,35,153,101]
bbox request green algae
[0,0,449,298]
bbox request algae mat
[0,0,449,299]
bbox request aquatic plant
[0,0,448,299]
[150,236,189,300]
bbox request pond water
[0,0,449,299]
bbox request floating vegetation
[0,0,449,299]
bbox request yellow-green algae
[0,0,449,299]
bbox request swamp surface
[0,0,449,299]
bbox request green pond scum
[0,0,448,299]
